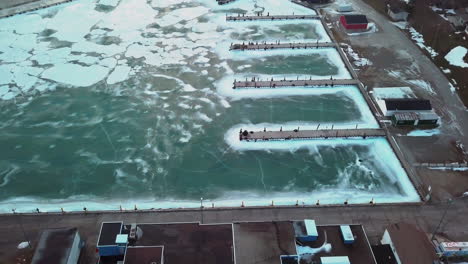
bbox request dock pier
[233,78,359,89]
[229,42,337,50]
[239,128,386,141]
[226,14,320,21]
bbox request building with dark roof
[381,223,438,264]
[31,228,83,264]
[340,15,368,30]
[372,245,398,264]
[96,220,377,264]
[384,99,432,112]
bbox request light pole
[431,198,453,241]
[200,197,204,224]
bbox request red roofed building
[340,15,368,30]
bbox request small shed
[340,15,368,30]
[31,228,83,264]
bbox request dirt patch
[362,0,468,107]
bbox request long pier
[233,78,359,88]
[230,42,337,50]
[239,128,386,141]
[226,14,320,21]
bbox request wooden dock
[239,128,386,141]
[233,78,359,88]
[226,14,320,21]
[230,42,337,51]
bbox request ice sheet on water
[42,63,110,87]
[107,65,132,84]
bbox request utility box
[97,222,124,257]
[340,225,355,244]
[297,219,318,242]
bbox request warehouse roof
[343,15,368,24]
[298,225,376,263]
[384,223,437,264]
[385,99,432,111]
[124,246,163,264]
[31,228,78,264]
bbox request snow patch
[445,46,468,68]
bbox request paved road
[1,199,467,263]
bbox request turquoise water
[0,0,420,211]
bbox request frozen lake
[0,0,419,212]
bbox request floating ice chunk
[30,48,71,65]
[196,112,213,122]
[42,63,110,87]
[0,66,14,85]
[3,14,45,34]
[150,0,188,8]
[158,7,209,27]
[0,86,9,96]
[99,0,120,7]
[107,65,131,84]
[2,91,17,100]
[72,42,126,57]
[192,23,218,33]
[100,58,117,69]
[0,46,31,63]
[46,3,102,42]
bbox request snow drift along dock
[226,14,320,21]
[239,128,386,141]
[230,42,337,50]
[233,78,359,88]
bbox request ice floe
[42,63,110,87]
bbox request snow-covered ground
[408,27,438,58]
[342,44,372,67]
[445,46,468,68]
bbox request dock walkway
[239,128,386,141]
[233,78,359,88]
[230,42,337,50]
[226,14,320,21]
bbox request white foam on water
[41,63,110,87]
